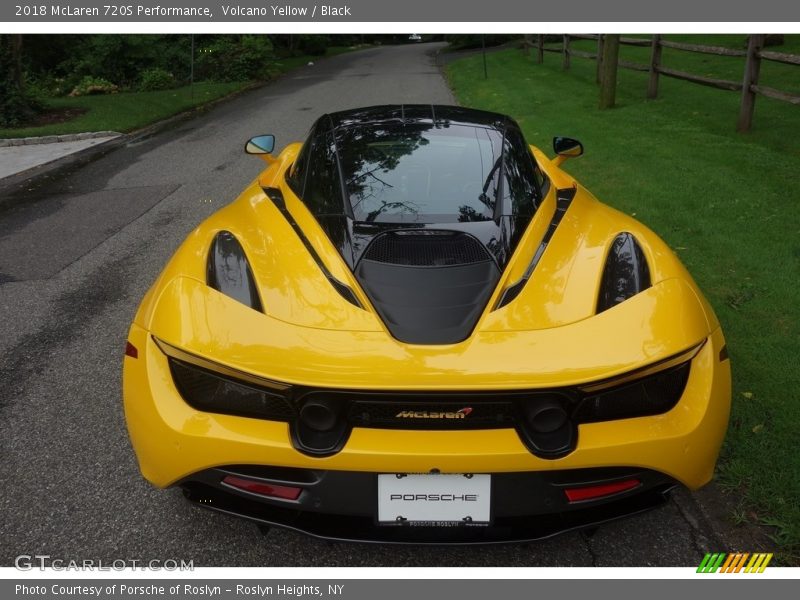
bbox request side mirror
[245,134,275,155]
[552,137,583,167]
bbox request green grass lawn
[0,45,366,139]
[447,35,800,559]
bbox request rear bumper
[123,325,731,491]
[178,465,677,544]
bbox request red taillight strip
[124,341,138,359]
[564,478,641,503]
[221,475,302,501]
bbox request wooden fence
[527,34,800,132]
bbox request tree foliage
[0,34,40,127]
[196,35,275,82]
[444,34,518,50]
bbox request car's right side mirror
[553,137,584,167]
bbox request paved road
[0,43,721,567]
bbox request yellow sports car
[123,105,731,543]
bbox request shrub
[61,35,191,89]
[69,75,119,97]
[24,72,68,99]
[196,35,275,82]
[444,34,519,50]
[0,86,40,127]
[139,67,175,91]
[296,36,329,56]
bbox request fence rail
[529,34,799,132]
[759,50,800,66]
[657,67,742,91]
[658,39,746,57]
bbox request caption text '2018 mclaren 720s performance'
[123,105,731,543]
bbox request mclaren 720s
[123,105,731,543]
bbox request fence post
[522,34,532,56]
[737,34,765,133]
[599,34,620,109]
[563,34,571,70]
[596,35,604,83]
[537,34,544,64]
[647,34,662,99]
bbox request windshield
[336,122,505,223]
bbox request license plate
[377,473,491,524]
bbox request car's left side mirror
[552,136,583,167]
[245,135,276,162]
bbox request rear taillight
[125,341,138,358]
[168,359,294,422]
[564,478,641,503]
[221,475,302,500]
[574,362,690,424]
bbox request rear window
[337,123,512,223]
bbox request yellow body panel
[123,141,731,494]
[146,275,707,389]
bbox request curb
[690,481,780,558]
[0,131,121,147]
[0,134,128,202]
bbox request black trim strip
[578,341,704,393]
[154,336,291,391]
[325,114,355,220]
[492,121,509,222]
[263,186,363,309]
[494,187,576,309]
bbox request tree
[0,34,39,127]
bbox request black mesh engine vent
[361,231,492,267]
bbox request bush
[0,86,40,127]
[24,72,69,98]
[59,35,191,89]
[296,36,329,56]
[444,34,519,50]
[139,67,175,91]
[68,75,119,97]
[196,35,275,81]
